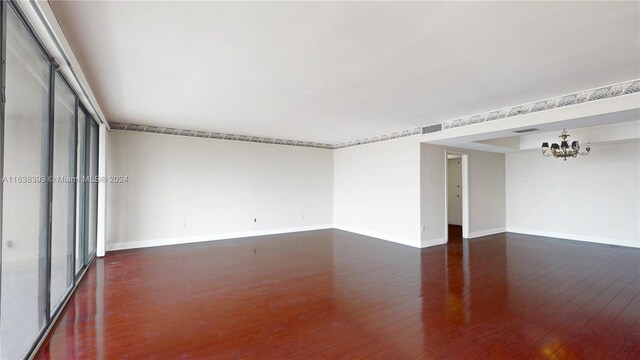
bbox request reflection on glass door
[0,7,50,359]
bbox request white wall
[420,143,447,247]
[506,140,640,248]
[421,144,506,245]
[333,136,422,247]
[106,131,334,250]
[105,129,638,251]
[333,139,505,249]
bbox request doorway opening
[445,152,469,241]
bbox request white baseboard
[421,237,447,248]
[468,227,506,239]
[106,224,333,251]
[505,227,640,248]
[333,224,420,248]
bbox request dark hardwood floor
[36,227,640,359]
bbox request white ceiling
[50,1,640,144]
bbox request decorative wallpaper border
[109,122,334,149]
[442,79,640,130]
[110,79,640,150]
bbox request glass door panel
[0,7,51,360]
[86,120,98,260]
[75,108,87,275]
[50,73,76,314]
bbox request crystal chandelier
[541,129,590,161]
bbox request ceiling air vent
[513,128,538,133]
[422,124,442,134]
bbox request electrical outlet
[182,222,187,228]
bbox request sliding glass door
[0,7,50,359]
[76,109,87,274]
[50,73,77,315]
[74,108,99,274]
[87,120,99,261]
[0,3,101,358]
[76,110,98,270]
